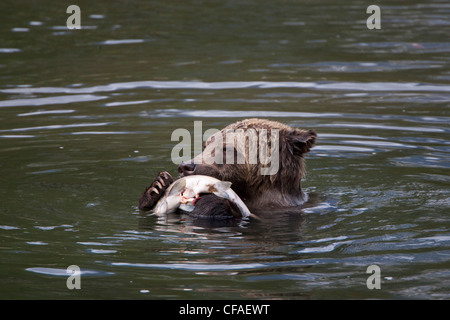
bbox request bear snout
[178,161,197,177]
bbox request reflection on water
[0,0,449,299]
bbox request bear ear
[287,129,317,156]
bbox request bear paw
[138,171,174,211]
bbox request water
[1,0,449,299]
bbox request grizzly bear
[139,118,317,218]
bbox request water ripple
[111,261,267,271]
[0,122,113,133]
[0,94,107,108]
[96,39,146,45]
[26,267,114,277]
[2,80,450,95]
[111,249,450,272]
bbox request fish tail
[212,181,232,198]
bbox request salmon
[152,175,253,218]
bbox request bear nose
[178,162,196,176]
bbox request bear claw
[147,187,159,195]
[138,171,174,211]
